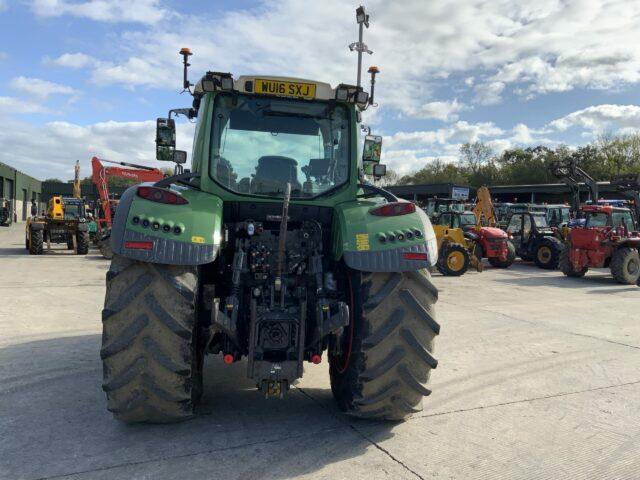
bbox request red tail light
[402,252,429,261]
[124,241,154,250]
[137,186,188,205]
[370,202,416,217]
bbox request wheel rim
[628,259,639,276]
[538,246,552,264]
[447,251,465,271]
[333,275,355,374]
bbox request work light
[202,72,235,92]
[356,6,368,26]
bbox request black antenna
[368,65,379,105]
[349,6,372,88]
[179,48,193,92]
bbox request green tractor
[101,17,440,424]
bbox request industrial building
[387,181,626,204]
[0,162,43,224]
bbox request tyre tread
[101,255,199,423]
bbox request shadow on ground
[0,246,27,256]
[0,334,396,480]
[493,272,625,288]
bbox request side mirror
[156,118,176,161]
[173,150,187,164]
[362,134,382,163]
[372,163,386,180]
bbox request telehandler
[26,196,89,255]
[559,174,640,285]
[101,9,440,424]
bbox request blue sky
[1,0,639,180]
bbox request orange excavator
[91,156,165,258]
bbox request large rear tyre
[76,231,89,255]
[534,237,561,269]
[28,228,43,255]
[329,269,439,421]
[488,240,516,268]
[99,234,113,259]
[437,244,470,276]
[610,247,640,285]
[101,255,202,423]
[559,246,587,278]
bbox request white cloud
[11,0,640,152]
[474,81,505,105]
[66,0,640,113]
[0,118,194,180]
[403,99,466,122]
[549,104,640,134]
[0,97,48,114]
[10,76,79,100]
[30,0,167,24]
[45,52,96,69]
[382,121,505,172]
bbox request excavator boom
[73,160,81,199]
[473,186,498,227]
[90,156,164,232]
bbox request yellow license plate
[254,79,316,99]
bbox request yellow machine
[26,195,89,255]
[473,186,498,227]
[73,160,81,199]
[432,224,481,276]
[48,196,65,219]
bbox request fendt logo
[120,172,139,179]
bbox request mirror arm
[154,172,201,189]
[358,183,398,202]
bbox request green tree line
[394,133,640,186]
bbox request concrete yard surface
[1,224,639,480]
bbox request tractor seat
[251,156,302,194]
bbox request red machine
[471,186,516,268]
[91,156,165,234]
[560,204,640,285]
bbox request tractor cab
[537,204,571,228]
[505,210,562,269]
[61,197,87,220]
[581,205,636,233]
[425,198,467,222]
[434,210,477,231]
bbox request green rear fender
[110,183,223,265]
[333,200,438,272]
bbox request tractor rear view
[100,11,441,424]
